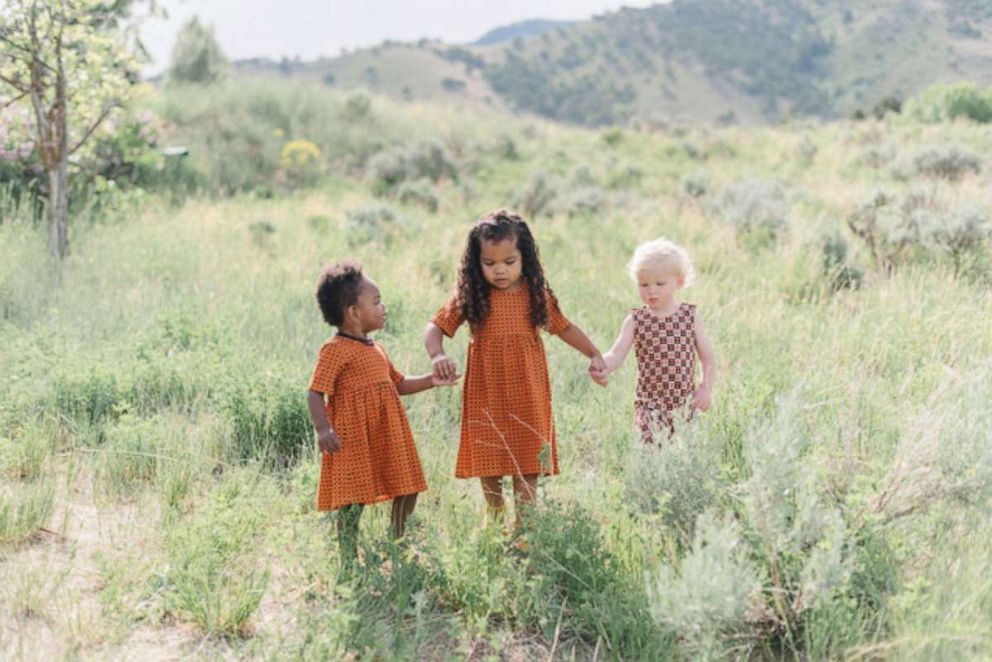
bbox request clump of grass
[0,479,55,545]
[220,374,311,469]
[93,414,166,499]
[517,500,668,658]
[161,473,272,637]
[0,419,55,481]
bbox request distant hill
[234,0,992,126]
[473,19,574,46]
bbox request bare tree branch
[0,89,30,108]
[0,71,31,93]
[69,102,117,156]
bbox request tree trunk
[48,155,69,262]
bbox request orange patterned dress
[432,287,572,478]
[308,333,427,510]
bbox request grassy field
[1,86,992,659]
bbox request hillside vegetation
[1,82,992,659]
[264,0,992,126]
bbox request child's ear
[677,275,686,288]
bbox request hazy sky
[140,1,657,73]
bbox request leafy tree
[166,16,227,85]
[0,0,140,266]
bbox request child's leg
[337,503,364,562]
[390,493,418,538]
[511,473,539,528]
[481,476,505,524]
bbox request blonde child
[306,261,457,560]
[596,238,715,443]
[425,209,606,527]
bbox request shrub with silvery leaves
[366,139,458,194]
[396,179,439,212]
[554,185,607,218]
[892,144,982,181]
[345,204,408,245]
[738,393,853,642]
[709,178,790,250]
[681,171,709,198]
[848,187,992,273]
[512,170,557,219]
[624,421,722,546]
[646,512,762,658]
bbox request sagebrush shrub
[893,144,982,181]
[396,179,439,212]
[512,170,557,219]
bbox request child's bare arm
[691,311,716,411]
[397,370,459,395]
[557,323,602,359]
[601,314,635,373]
[556,323,608,386]
[424,322,458,381]
[307,390,340,453]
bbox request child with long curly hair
[425,209,606,531]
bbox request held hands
[317,426,341,454]
[588,354,609,387]
[431,370,461,387]
[431,353,459,384]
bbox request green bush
[221,375,311,469]
[518,501,666,657]
[907,82,992,124]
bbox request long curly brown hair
[456,209,551,330]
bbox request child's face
[636,267,684,310]
[479,237,523,290]
[350,276,387,333]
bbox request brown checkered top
[632,303,697,442]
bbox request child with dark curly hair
[425,209,606,532]
[307,261,458,560]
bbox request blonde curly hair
[627,238,695,286]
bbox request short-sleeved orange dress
[431,286,572,478]
[308,333,427,510]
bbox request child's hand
[431,370,461,387]
[691,385,712,412]
[431,354,458,382]
[588,355,609,387]
[317,427,341,454]
[588,364,608,386]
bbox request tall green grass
[1,83,991,657]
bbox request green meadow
[2,83,992,659]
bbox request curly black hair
[456,209,551,330]
[315,260,364,326]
